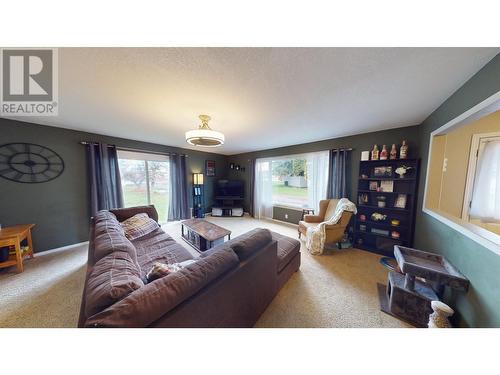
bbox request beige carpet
[0,216,409,328]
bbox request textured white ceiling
[10,48,499,155]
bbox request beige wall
[425,110,500,220]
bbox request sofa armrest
[84,247,239,327]
[304,214,323,223]
[110,205,159,223]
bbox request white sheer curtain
[307,151,330,212]
[253,159,274,219]
[470,140,500,223]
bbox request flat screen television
[216,179,244,199]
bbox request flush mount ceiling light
[185,114,225,147]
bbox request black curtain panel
[86,143,124,216]
[168,154,190,221]
[248,158,255,216]
[327,149,348,199]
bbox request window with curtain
[254,151,329,218]
[469,138,500,223]
[117,150,170,224]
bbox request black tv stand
[212,196,244,217]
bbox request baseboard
[36,241,89,256]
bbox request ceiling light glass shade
[185,115,225,147]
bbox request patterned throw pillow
[120,213,159,240]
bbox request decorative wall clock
[0,143,65,183]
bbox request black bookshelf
[353,158,420,256]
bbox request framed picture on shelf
[394,194,407,209]
[205,160,216,176]
[373,166,392,177]
[369,181,378,191]
[380,180,394,192]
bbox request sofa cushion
[228,228,273,261]
[84,247,239,327]
[271,231,301,273]
[94,218,125,237]
[93,229,138,266]
[94,210,118,224]
[85,251,144,317]
[121,213,160,240]
[132,228,194,276]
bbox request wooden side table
[0,224,35,273]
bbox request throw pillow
[121,213,159,240]
[145,259,197,283]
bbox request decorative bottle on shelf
[380,145,388,160]
[371,145,379,160]
[390,144,398,160]
[400,140,408,159]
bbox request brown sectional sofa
[78,205,301,328]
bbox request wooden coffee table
[181,219,231,252]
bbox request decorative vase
[371,145,379,160]
[428,301,454,328]
[390,144,398,160]
[399,140,408,159]
[380,145,388,160]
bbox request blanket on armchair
[306,198,357,255]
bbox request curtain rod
[79,141,188,157]
[332,148,353,151]
[246,147,354,161]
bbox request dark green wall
[413,54,500,328]
[227,125,421,220]
[0,118,226,252]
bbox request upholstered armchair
[298,199,353,245]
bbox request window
[271,158,309,207]
[254,151,329,219]
[117,150,169,224]
[464,133,500,228]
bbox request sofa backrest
[110,205,159,223]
